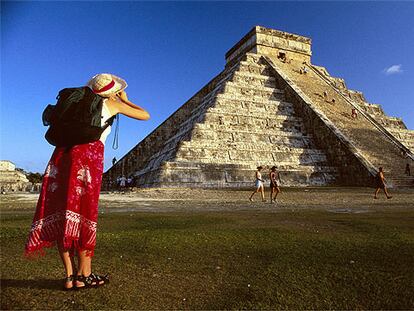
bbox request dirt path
[1,187,413,214]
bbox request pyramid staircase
[104,26,413,188]
[262,56,413,188]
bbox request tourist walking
[25,73,150,290]
[269,166,282,203]
[249,166,266,202]
[374,167,392,199]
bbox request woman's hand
[116,91,130,104]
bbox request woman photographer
[25,73,150,290]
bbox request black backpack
[42,87,116,147]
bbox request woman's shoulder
[102,98,117,116]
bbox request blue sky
[1,1,413,173]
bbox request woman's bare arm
[106,91,150,121]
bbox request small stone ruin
[0,160,30,192]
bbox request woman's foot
[63,275,75,291]
[75,274,96,289]
[90,273,109,286]
[75,273,109,289]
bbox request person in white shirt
[249,166,266,202]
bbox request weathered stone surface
[0,160,30,192]
[266,52,413,187]
[104,26,414,189]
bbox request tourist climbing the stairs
[405,163,411,176]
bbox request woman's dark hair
[378,167,383,172]
[271,166,277,171]
[257,166,263,170]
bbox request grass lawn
[1,191,414,309]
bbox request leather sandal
[89,273,109,287]
[75,273,109,289]
[75,274,97,289]
[63,275,75,291]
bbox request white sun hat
[87,73,128,97]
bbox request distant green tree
[27,172,43,184]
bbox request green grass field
[1,189,414,310]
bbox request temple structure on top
[225,26,312,65]
[104,26,414,188]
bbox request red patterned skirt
[25,141,104,257]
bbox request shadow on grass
[1,278,61,290]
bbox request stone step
[162,119,199,145]
[204,109,305,124]
[388,129,414,150]
[387,176,414,182]
[211,105,295,118]
[164,107,308,148]
[231,70,277,88]
[175,146,331,166]
[140,73,235,156]
[136,163,337,187]
[138,153,338,176]
[180,141,327,156]
[215,92,283,104]
[167,158,338,174]
[213,97,294,115]
[136,153,339,177]
[198,86,225,106]
[224,81,283,99]
[230,76,276,89]
[195,120,306,134]
[388,181,414,188]
[187,64,242,115]
[238,61,273,77]
[190,128,316,148]
[388,128,414,136]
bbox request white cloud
[383,64,403,75]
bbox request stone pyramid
[104,26,414,188]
